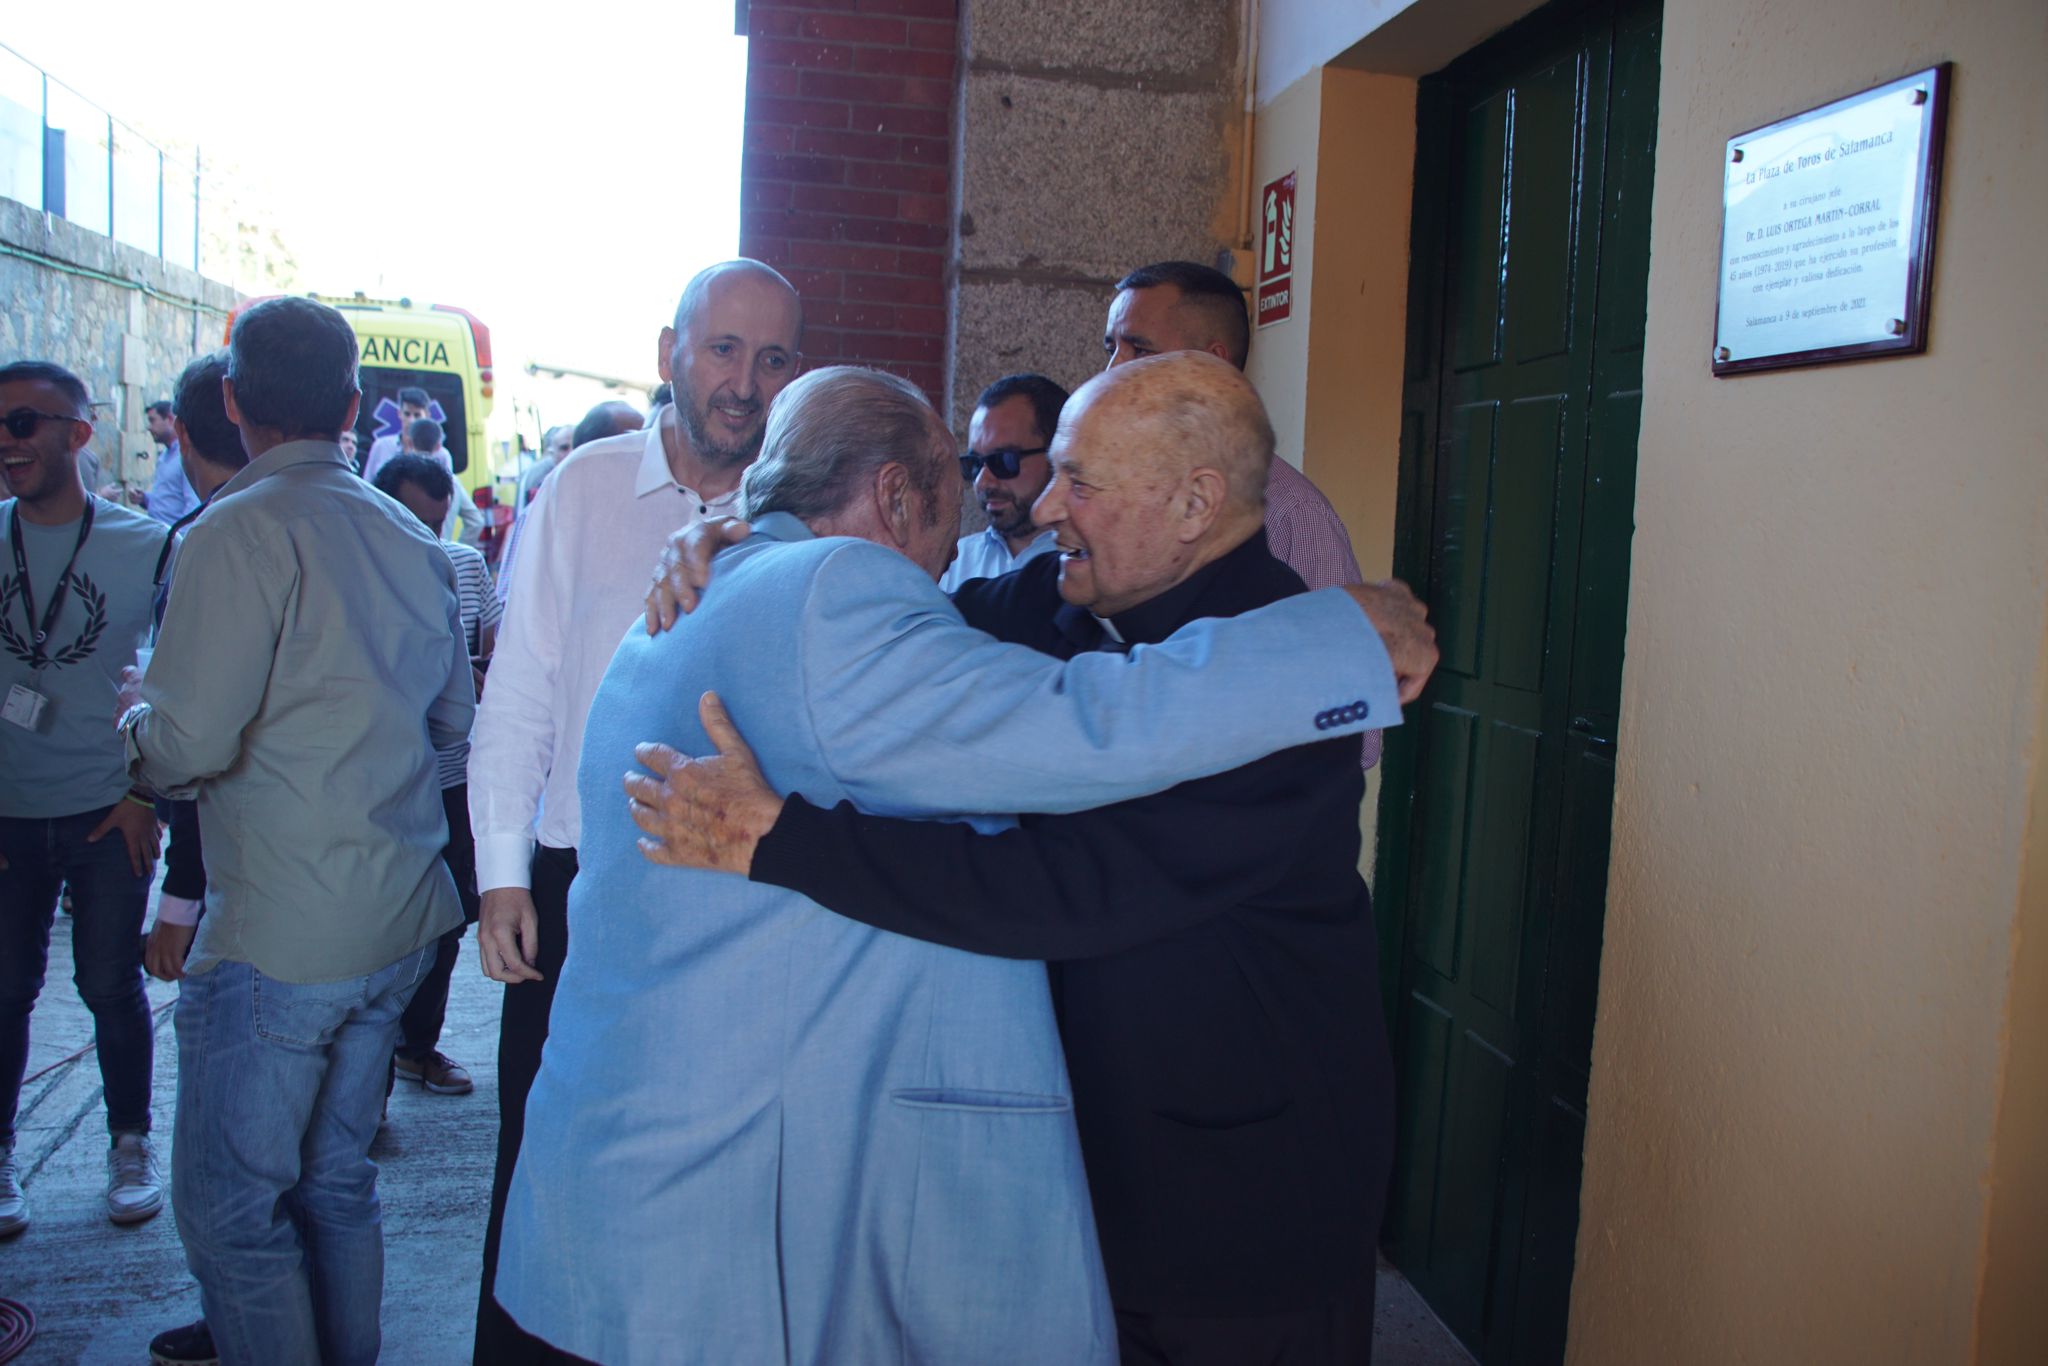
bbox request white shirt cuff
[153,895,203,928]
[476,832,538,892]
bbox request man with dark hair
[121,295,474,1364]
[407,417,446,459]
[375,414,481,544]
[0,359,167,1241]
[1105,260,1364,592]
[467,259,803,1360]
[361,384,433,480]
[1106,260,1379,766]
[142,351,250,989]
[145,398,199,527]
[939,372,1068,591]
[370,452,499,1100]
[1108,261,1253,369]
[572,399,644,449]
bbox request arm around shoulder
[802,541,1399,818]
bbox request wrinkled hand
[624,693,783,875]
[477,887,544,983]
[88,799,160,877]
[643,517,751,635]
[1342,579,1439,704]
[145,921,197,982]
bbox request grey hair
[741,367,946,523]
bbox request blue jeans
[172,944,432,1366]
[0,807,155,1147]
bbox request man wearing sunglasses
[0,360,169,1241]
[940,373,1068,592]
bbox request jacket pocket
[889,1090,1114,1364]
[890,1087,1072,1114]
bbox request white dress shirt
[468,413,743,891]
[938,524,1057,591]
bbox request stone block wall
[949,0,1244,428]
[0,195,240,490]
[739,0,960,404]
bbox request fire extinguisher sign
[1256,171,1297,328]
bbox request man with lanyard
[0,360,167,1240]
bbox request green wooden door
[1374,1,1660,1361]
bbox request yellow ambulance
[225,292,498,499]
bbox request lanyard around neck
[10,499,95,669]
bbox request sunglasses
[959,446,1048,482]
[1,408,87,440]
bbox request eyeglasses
[1,408,87,440]
[959,446,1048,482]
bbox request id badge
[3,682,50,732]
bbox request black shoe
[149,1319,217,1365]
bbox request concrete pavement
[1,920,495,1365]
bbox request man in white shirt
[359,386,431,482]
[938,372,1066,591]
[466,257,803,1360]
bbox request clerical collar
[1103,529,1273,647]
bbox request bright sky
[6,1,746,437]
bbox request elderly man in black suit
[628,351,1415,1366]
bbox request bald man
[633,353,1403,1364]
[466,258,802,1361]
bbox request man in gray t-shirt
[0,360,168,1241]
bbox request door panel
[1504,55,1588,364]
[1489,398,1567,693]
[1434,400,1501,678]
[1466,721,1540,1014]
[1378,1,1661,1361]
[1451,93,1511,373]
[1416,706,1479,977]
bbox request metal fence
[0,41,200,270]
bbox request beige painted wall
[1244,68,1322,478]
[1570,1,2048,1362]
[1245,68,1417,876]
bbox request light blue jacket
[496,513,1399,1364]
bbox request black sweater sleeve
[159,798,206,903]
[749,741,1361,961]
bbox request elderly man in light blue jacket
[496,362,1417,1364]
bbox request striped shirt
[438,539,502,789]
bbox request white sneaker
[107,1131,164,1225]
[0,1145,27,1237]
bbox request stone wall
[0,195,240,490]
[949,0,1245,428]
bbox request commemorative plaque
[1713,64,1950,375]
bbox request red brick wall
[739,1,958,405]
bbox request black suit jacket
[751,533,1395,1315]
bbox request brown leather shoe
[391,1050,474,1095]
